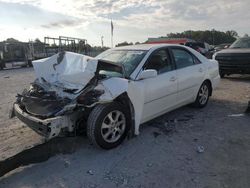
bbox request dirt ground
[0,67,250,188]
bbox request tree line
[116,29,242,47]
[166,30,238,45]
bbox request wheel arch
[203,79,212,96]
[113,92,135,138]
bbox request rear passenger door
[170,47,205,104]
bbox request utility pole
[101,36,104,48]
[212,29,215,45]
[111,19,114,48]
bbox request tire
[193,81,211,108]
[87,102,129,149]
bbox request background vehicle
[11,44,220,149]
[213,37,250,78]
[214,43,231,52]
[185,42,214,59]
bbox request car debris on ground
[196,145,205,153]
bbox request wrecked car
[10,44,220,149]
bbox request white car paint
[93,44,220,135]
[17,44,220,138]
[140,69,178,122]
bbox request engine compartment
[19,83,72,119]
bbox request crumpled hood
[32,51,98,90]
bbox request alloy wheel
[101,110,126,143]
[199,84,209,105]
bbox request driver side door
[138,48,178,123]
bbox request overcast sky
[0,0,249,46]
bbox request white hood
[32,52,98,90]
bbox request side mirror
[137,69,157,80]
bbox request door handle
[170,76,177,82]
[199,68,203,72]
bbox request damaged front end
[10,51,126,140]
[11,81,80,139]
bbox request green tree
[165,30,238,45]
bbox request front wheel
[193,82,211,108]
[87,102,129,149]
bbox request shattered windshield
[230,38,250,48]
[96,49,147,77]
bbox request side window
[193,56,201,64]
[144,49,173,74]
[171,49,195,69]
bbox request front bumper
[13,103,65,139]
[218,61,250,74]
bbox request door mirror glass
[137,69,157,80]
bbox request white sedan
[11,44,220,149]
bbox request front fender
[95,77,145,135]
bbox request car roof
[113,43,183,51]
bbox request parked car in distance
[185,42,214,59]
[10,44,220,149]
[213,37,250,78]
[214,43,231,53]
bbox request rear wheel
[87,102,129,149]
[193,81,211,108]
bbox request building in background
[146,37,195,44]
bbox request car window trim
[142,47,175,74]
[169,46,200,70]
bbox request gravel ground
[0,68,44,160]
[0,67,250,188]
